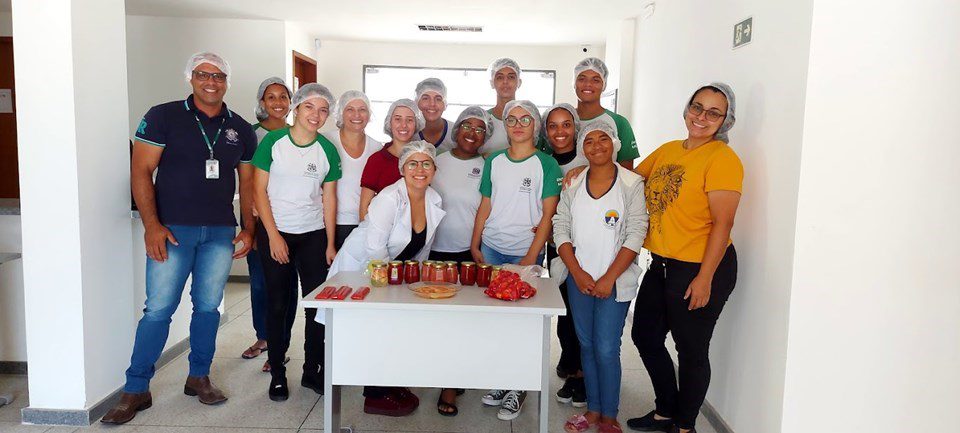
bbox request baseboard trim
[0,361,27,375]
[701,397,735,433]
[227,275,250,284]
[21,312,231,426]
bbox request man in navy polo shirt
[103,52,257,425]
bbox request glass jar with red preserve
[443,262,459,284]
[432,263,446,283]
[477,264,492,287]
[404,260,420,284]
[460,262,477,285]
[421,260,434,282]
[388,261,404,285]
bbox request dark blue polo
[134,94,257,227]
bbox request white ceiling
[122,0,649,45]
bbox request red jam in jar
[460,262,477,286]
[404,260,420,284]
[388,261,404,285]
[432,263,446,283]
[443,262,459,284]
[477,264,492,287]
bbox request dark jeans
[428,250,474,263]
[547,245,582,374]
[246,247,297,341]
[334,224,358,251]
[631,245,737,430]
[256,222,328,380]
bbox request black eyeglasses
[506,115,534,127]
[687,103,726,122]
[193,70,228,84]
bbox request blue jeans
[246,248,297,341]
[124,225,235,393]
[566,275,631,418]
[480,243,544,266]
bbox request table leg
[323,308,342,432]
[540,315,551,433]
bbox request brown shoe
[183,376,227,405]
[100,391,152,424]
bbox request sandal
[599,422,624,433]
[241,343,267,359]
[564,414,592,433]
[261,356,291,373]
[436,389,459,417]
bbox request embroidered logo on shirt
[519,177,533,193]
[604,210,620,228]
[304,162,320,179]
[469,167,482,179]
[224,128,240,145]
[137,119,147,135]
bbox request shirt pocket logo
[603,209,620,229]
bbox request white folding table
[302,271,566,433]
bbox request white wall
[604,18,636,118]
[0,11,11,36]
[781,1,960,431]
[125,15,287,135]
[0,215,23,361]
[314,39,603,134]
[631,1,813,432]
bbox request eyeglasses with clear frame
[459,124,486,135]
[404,160,435,171]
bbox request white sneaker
[482,389,508,406]
[497,390,526,420]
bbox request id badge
[205,159,220,179]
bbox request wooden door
[0,37,18,199]
[292,50,317,91]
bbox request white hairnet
[415,78,447,101]
[291,83,335,113]
[574,57,609,91]
[577,120,621,161]
[383,98,426,136]
[184,52,231,87]
[453,105,495,143]
[255,77,292,122]
[503,99,543,140]
[488,58,522,85]
[541,103,581,141]
[334,90,371,129]
[684,82,737,143]
[397,140,437,173]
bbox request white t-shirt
[479,149,563,256]
[571,175,625,280]
[419,118,457,154]
[479,109,509,154]
[431,151,484,252]
[321,131,382,225]
[251,128,342,234]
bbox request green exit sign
[733,17,753,49]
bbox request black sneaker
[626,410,673,432]
[570,378,587,408]
[268,376,289,402]
[556,364,575,379]
[300,372,324,395]
[556,378,576,403]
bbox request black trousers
[334,224,357,251]
[428,250,474,263]
[256,222,328,380]
[631,245,737,429]
[546,245,583,374]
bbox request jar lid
[478,264,491,269]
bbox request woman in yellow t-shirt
[626,83,742,433]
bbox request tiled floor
[0,282,718,433]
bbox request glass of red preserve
[421,260,434,282]
[477,264,492,287]
[460,262,477,285]
[443,262,459,284]
[432,263,446,283]
[388,261,404,285]
[404,260,420,284]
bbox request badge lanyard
[195,114,225,179]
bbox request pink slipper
[564,414,592,433]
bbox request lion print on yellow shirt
[646,163,685,233]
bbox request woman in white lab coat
[327,140,444,417]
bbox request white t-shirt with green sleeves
[579,109,640,162]
[251,127,342,234]
[479,149,563,256]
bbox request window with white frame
[362,65,556,142]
